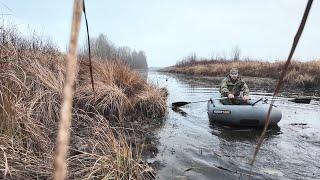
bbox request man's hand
[243,95,250,102]
[228,93,235,99]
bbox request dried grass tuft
[69,113,155,179]
[134,86,167,118]
[0,24,166,179]
[75,83,131,121]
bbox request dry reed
[54,0,83,179]
[164,59,320,89]
[0,21,166,179]
[252,0,314,167]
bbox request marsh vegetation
[163,55,320,90]
[0,24,167,179]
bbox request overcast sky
[1,0,319,67]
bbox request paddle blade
[172,101,190,107]
[289,98,311,104]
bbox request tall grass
[0,24,166,179]
[165,59,320,89]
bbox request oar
[288,98,311,104]
[172,97,312,108]
[172,97,228,107]
[265,97,312,104]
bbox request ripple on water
[148,71,320,180]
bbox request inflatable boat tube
[207,98,282,127]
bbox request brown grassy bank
[162,59,320,90]
[0,25,167,179]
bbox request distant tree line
[80,34,148,69]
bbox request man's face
[230,72,238,80]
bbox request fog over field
[2,0,320,67]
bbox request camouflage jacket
[220,76,250,97]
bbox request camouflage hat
[229,67,239,74]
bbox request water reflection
[208,123,282,179]
[210,123,282,142]
[171,106,188,117]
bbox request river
[146,69,320,180]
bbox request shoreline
[158,71,320,97]
[159,59,320,94]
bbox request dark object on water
[258,97,312,104]
[207,99,282,127]
[290,123,307,126]
[184,167,194,172]
[288,98,311,104]
[172,100,209,107]
[172,101,192,107]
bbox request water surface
[147,70,320,180]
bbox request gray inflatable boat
[207,98,282,127]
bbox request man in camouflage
[220,67,250,105]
